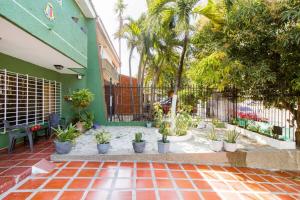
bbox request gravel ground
[69,123,274,155]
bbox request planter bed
[226,124,296,149]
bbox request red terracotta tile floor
[0,160,299,200]
[1,140,300,199]
[0,140,54,195]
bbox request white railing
[0,69,61,131]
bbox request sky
[92,0,147,77]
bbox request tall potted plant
[224,130,240,152]
[157,121,170,153]
[95,130,111,154]
[71,89,94,132]
[207,126,223,152]
[132,132,146,153]
[52,124,79,154]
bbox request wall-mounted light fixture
[54,65,64,70]
[77,74,83,80]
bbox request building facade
[0,0,118,149]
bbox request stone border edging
[51,149,300,171]
[226,123,296,149]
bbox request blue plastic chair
[48,113,62,138]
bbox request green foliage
[225,129,240,143]
[175,108,192,136]
[71,89,94,111]
[247,123,260,133]
[134,132,143,143]
[153,102,163,126]
[80,111,94,130]
[95,130,111,144]
[230,118,238,125]
[159,121,170,143]
[212,118,225,128]
[178,89,200,107]
[191,116,201,128]
[52,124,79,143]
[207,126,219,141]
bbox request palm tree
[114,0,127,76]
[117,18,141,113]
[149,0,200,132]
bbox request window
[0,69,61,131]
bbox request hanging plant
[71,89,94,111]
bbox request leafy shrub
[212,118,225,128]
[175,109,192,136]
[80,111,94,130]
[153,102,163,127]
[191,116,201,128]
[95,130,111,144]
[71,89,94,109]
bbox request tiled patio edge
[51,150,300,171]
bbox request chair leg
[8,135,14,154]
[27,133,34,152]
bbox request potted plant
[157,121,170,153]
[71,89,94,132]
[146,121,152,128]
[224,130,240,152]
[132,132,146,153]
[207,126,223,152]
[95,130,111,154]
[52,124,78,154]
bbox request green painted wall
[86,19,106,124]
[0,18,108,149]
[0,52,88,149]
[0,0,88,67]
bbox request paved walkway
[1,160,299,200]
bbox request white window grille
[0,69,61,131]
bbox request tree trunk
[137,50,144,115]
[149,67,161,117]
[128,47,135,114]
[170,32,189,132]
[295,101,300,147]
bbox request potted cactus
[157,121,170,153]
[132,132,146,153]
[95,130,111,154]
[224,130,240,152]
[207,126,223,152]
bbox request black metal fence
[104,84,296,141]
